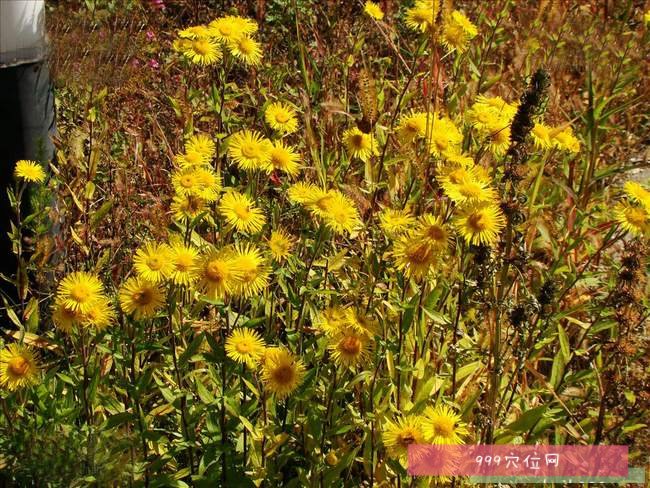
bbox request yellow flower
[265,102,299,134]
[645,9,650,25]
[309,190,361,234]
[364,1,384,20]
[185,133,216,162]
[181,38,222,66]
[426,114,463,157]
[219,191,266,233]
[80,297,115,331]
[175,150,211,168]
[416,214,450,252]
[231,243,270,297]
[315,306,349,337]
[225,328,266,368]
[14,160,46,183]
[197,247,243,300]
[484,120,512,156]
[453,202,506,246]
[208,16,257,43]
[405,0,440,32]
[329,328,372,368]
[624,181,650,212]
[421,405,468,444]
[178,25,211,40]
[193,166,221,202]
[442,11,477,54]
[171,167,200,197]
[267,229,295,261]
[531,123,553,150]
[438,165,497,205]
[227,130,272,171]
[379,208,416,238]
[551,126,580,153]
[51,300,83,333]
[56,271,106,314]
[392,232,438,279]
[266,140,301,176]
[260,347,306,399]
[473,95,518,121]
[396,111,431,144]
[287,182,326,205]
[171,194,208,222]
[119,277,165,320]
[0,344,40,391]
[133,242,174,283]
[227,35,263,66]
[382,415,426,460]
[342,127,379,162]
[168,241,200,286]
[614,203,649,236]
[344,308,379,338]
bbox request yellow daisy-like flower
[133,242,174,283]
[265,102,299,134]
[309,190,361,234]
[14,160,46,183]
[231,243,270,297]
[438,165,497,204]
[421,405,469,445]
[442,10,478,54]
[181,38,222,66]
[185,133,216,162]
[0,344,40,391]
[551,126,580,153]
[171,167,200,197]
[379,208,416,238]
[227,35,263,66]
[614,203,649,236]
[473,95,518,121]
[119,277,165,320]
[266,140,301,176]
[444,151,475,168]
[396,111,431,144]
[344,308,379,339]
[454,202,506,246]
[364,1,384,20]
[405,0,440,32]
[219,191,266,233]
[56,271,106,314]
[392,232,438,279]
[208,16,257,43]
[175,149,210,168]
[267,229,295,261]
[225,328,266,368]
[260,347,306,399]
[382,415,426,460]
[530,123,553,150]
[342,127,379,162]
[624,181,650,211]
[178,25,211,40]
[315,306,349,337]
[227,130,272,171]
[287,182,326,205]
[426,114,463,157]
[51,300,83,333]
[80,297,115,331]
[416,214,451,252]
[193,166,221,202]
[484,120,512,156]
[171,194,208,222]
[328,328,372,368]
[168,241,200,286]
[197,247,243,300]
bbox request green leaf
[506,405,548,433]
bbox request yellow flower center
[185,152,201,164]
[175,254,194,271]
[432,417,455,438]
[241,143,259,159]
[192,40,211,56]
[626,208,647,227]
[406,119,421,132]
[235,341,252,353]
[339,335,362,355]
[218,24,232,36]
[426,225,446,242]
[8,357,29,377]
[133,288,153,305]
[406,242,433,264]
[350,133,365,149]
[467,212,487,232]
[180,175,194,188]
[233,203,251,220]
[458,181,483,198]
[275,111,290,123]
[272,364,294,384]
[205,260,227,282]
[70,284,91,303]
[147,256,163,271]
[315,195,334,211]
[238,37,254,54]
[398,431,417,447]
[270,149,289,169]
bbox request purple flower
[148,58,160,69]
[146,30,156,41]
